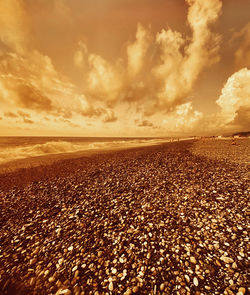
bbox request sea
[0,136,173,165]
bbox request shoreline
[0,140,249,294]
[0,141,183,192]
[0,139,178,174]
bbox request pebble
[108,281,114,291]
[111,268,117,274]
[193,277,199,287]
[0,139,249,294]
[220,256,234,264]
[49,276,55,283]
[68,246,73,251]
[56,289,72,295]
[124,289,132,295]
[132,286,139,293]
[185,274,190,283]
[237,287,246,295]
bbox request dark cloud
[135,119,154,127]
[17,110,31,118]
[61,118,80,128]
[231,106,250,131]
[16,82,53,112]
[23,118,34,124]
[4,111,18,118]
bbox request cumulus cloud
[0,0,223,127]
[162,102,203,132]
[4,0,247,136]
[216,68,250,130]
[87,54,123,106]
[102,110,117,123]
[0,0,103,124]
[152,0,221,110]
[74,41,88,68]
[0,50,104,120]
[127,24,151,78]
[83,0,221,116]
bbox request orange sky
[0,0,249,137]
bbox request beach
[0,139,249,295]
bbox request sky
[0,0,249,137]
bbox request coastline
[0,139,249,294]
[0,141,181,192]
[0,138,176,175]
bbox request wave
[0,138,171,164]
[0,141,87,164]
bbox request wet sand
[0,140,249,294]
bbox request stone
[111,268,117,274]
[124,289,132,295]
[132,286,139,293]
[237,287,246,295]
[220,256,234,264]
[193,277,199,287]
[185,274,190,283]
[108,281,114,291]
[30,277,35,286]
[56,289,72,295]
[190,257,197,264]
[68,246,73,251]
[49,276,55,283]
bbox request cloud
[17,110,31,118]
[0,0,223,126]
[82,0,222,116]
[151,0,222,111]
[102,110,117,123]
[57,118,80,128]
[162,102,203,132]
[23,118,34,124]
[0,51,99,119]
[127,24,151,78]
[4,0,247,137]
[74,41,88,68]
[87,54,123,105]
[216,68,250,129]
[0,0,30,54]
[3,109,34,124]
[232,106,250,130]
[232,23,250,68]
[0,0,101,122]
[4,111,18,118]
[135,119,154,128]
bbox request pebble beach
[0,139,249,295]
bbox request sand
[0,139,249,294]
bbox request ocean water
[0,136,171,164]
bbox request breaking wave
[0,138,171,164]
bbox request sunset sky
[0,0,249,137]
